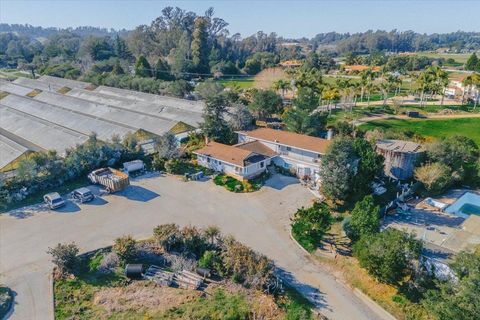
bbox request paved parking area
[0,173,391,320]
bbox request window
[286,146,291,151]
[260,161,264,168]
[207,157,210,163]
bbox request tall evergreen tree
[466,53,479,71]
[114,34,132,60]
[134,55,151,77]
[191,17,210,74]
[154,58,172,80]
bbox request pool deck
[383,189,480,255]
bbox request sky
[1,0,479,38]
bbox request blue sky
[1,0,479,38]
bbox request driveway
[0,173,392,320]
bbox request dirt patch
[93,281,201,314]
[26,89,42,97]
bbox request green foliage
[153,223,182,251]
[346,195,381,242]
[200,94,235,144]
[88,252,103,272]
[320,136,357,202]
[47,242,79,274]
[195,79,224,99]
[353,229,422,285]
[191,17,210,74]
[243,52,279,74]
[414,162,454,195]
[154,57,173,80]
[0,286,13,318]
[423,250,480,320]
[248,89,282,119]
[291,202,333,252]
[162,289,250,320]
[134,55,151,77]
[426,135,479,185]
[198,250,220,269]
[112,235,136,263]
[465,53,480,71]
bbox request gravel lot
[0,173,392,320]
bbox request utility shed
[376,139,423,180]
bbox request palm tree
[463,73,480,108]
[204,225,221,245]
[273,79,290,99]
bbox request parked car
[43,192,65,209]
[72,187,94,203]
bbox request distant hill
[0,23,129,38]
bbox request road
[0,173,394,320]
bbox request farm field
[415,52,471,64]
[359,117,480,145]
[217,76,255,89]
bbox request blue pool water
[459,203,480,216]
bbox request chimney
[327,129,334,140]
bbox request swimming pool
[445,192,480,217]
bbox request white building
[194,128,332,182]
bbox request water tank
[125,264,144,279]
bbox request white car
[43,192,65,209]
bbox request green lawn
[360,117,480,145]
[217,77,255,89]
[415,52,471,65]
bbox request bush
[88,252,103,271]
[414,162,454,195]
[98,252,120,273]
[153,223,182,251]
[47,242,79,275]
[345,195,381,242]
[112,235,136,263]
[198,250,221,270]
[291,202,333,252]
[353,229,422,285]
[0,286,13,318]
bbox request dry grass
[253,67,288,89]
[57,86,72,94]
[94,281,201,315]
[0,91,9,100]
[26,89,42,97]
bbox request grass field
[217,77,255,89]
[360,117,480,145]
[416,52,471,65]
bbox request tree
[283,107,327,137]
[465,53,479,71]
[112,235,136,263]
[111,59,124,75]
[200,94,234,144]
[135,55,152,77]
[462,72,480,108]
[47,242,79,274]
[16,158,37,183]
[426,135,479,184]
[155,132,181,159]
[228,103,253,130]
[414,162,453,195]
[352,139,384,196]
[320,136,357,202]
[204,225,221,245]
[153,224,182,251]
[154,57,172,80]
[345,195,380,242]
[291,202,333,252]
[194,79,224,99]
[248,89,282,119]
[423,249,480,320]
[113,34,132,60]
[191,17,210,74]
[273,79,290,99]
[353,229,422,285]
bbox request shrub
[112,235,136,263]
[353,229,422,285]
[291,202,333,252]
[345,195,381,242]
[153,223,181,251]
[0,286,13,318]
[198,250,221,270]
[414,162,454,195]
[47,242,79,275]
[98,252,120,273]
[88,252,103,271]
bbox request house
[375,139,423,180]
[194,141,275,180]
[237,128,332,181]
[194,128,333,182]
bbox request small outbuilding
[376,139,423,180]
